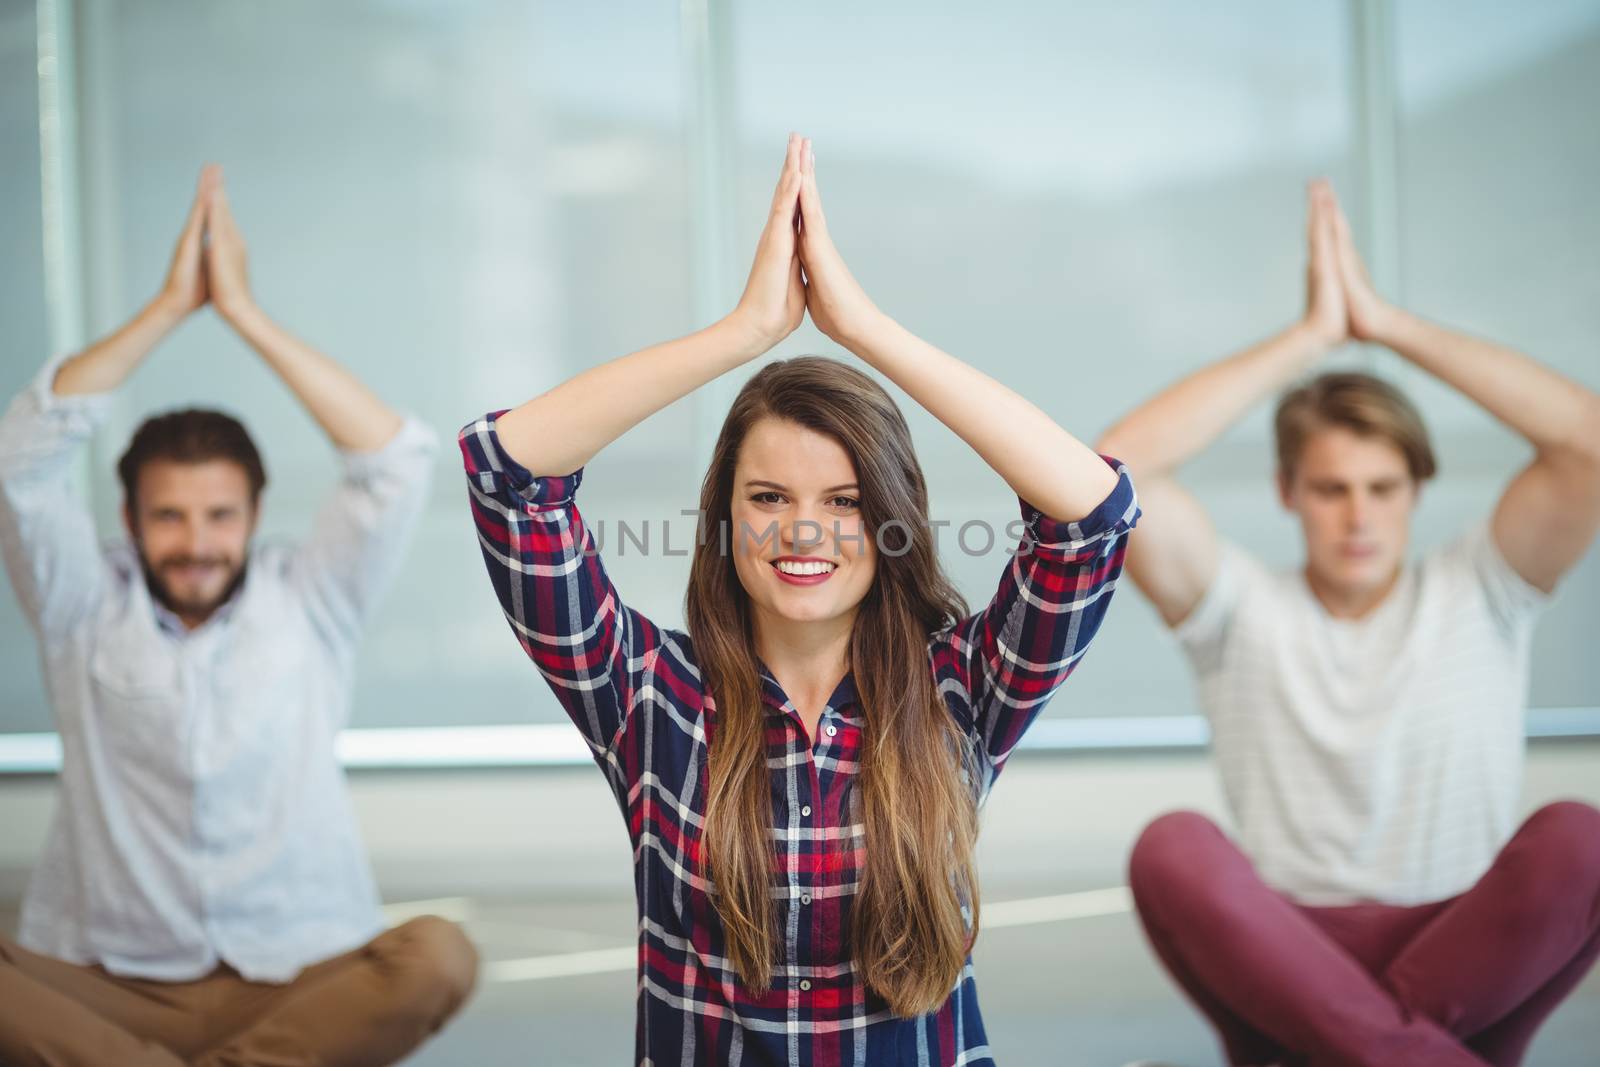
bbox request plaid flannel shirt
[461,411,1139,1066]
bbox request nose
[1344,491,1371,532]
[783,506,829,555]
[180,518,206,556]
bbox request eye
[751,491,785,506]
[829,495,860,510]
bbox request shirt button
[801,805,812,817]
[825,724,837,737]
[800,894,811,905]
[799,979,812,991]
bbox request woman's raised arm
[793,138,1118,523]
[497,135,809,478]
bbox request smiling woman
[461,133,1138,1067]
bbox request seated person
[0,166,476,1067]
[1100,182,1600,1067]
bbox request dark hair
[117,408,268,508]
[688,355,981,1017]
[1274,371,1437,483]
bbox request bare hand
[204,167,255,322]
[730,134,806,349]
[158,167,215,317]
[795,138,881,347]
[1327,189,1395,342]
[1302,179,1348,349]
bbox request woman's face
[729,417,878,629]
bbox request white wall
[1,0,1597,737]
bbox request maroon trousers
[1128,802,1600,1067]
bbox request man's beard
[138,551,250,624]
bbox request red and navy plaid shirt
[461,412,1139,1066]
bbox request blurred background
[1,1,1597,1063]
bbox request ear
[1275,467,1295,511]
[120,498,136,540]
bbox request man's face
[1279,426,1418,602]
[123,458,257,626]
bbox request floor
[381,888,1600,1067]
[4,745,1598,1065]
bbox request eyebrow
[744,480,859,493]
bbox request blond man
[1101,183,1600,1067]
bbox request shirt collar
[755,656,858,716]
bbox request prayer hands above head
[794,137,882,349]
[204,166,256,324]
[731,133,807,350]
[158,166,216,318]
[1325,185,1397,343]
[1301,178,1348,351]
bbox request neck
[753,609,855,699]
[1304,561,1402,620]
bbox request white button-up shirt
[0,353,438,982]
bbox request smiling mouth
[163,562,227,582]
[771,559,837,584]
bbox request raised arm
[794,139,1114,521]
[791,139,1140,771]
[53,168,212,396]
[203,166,437,652]
[461,138,809,787]
[204,167,403,453]
[1328,193,1600,594]
[1093,182,1348,625]
[496,134,809,477]
[0,170,216,638]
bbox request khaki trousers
[0,916,478,1067]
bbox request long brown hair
[685,355,982,1017]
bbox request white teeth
[774,560,836,576]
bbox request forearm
[1097,322,1330,478]
[51,295,188,396]
[223,300,402,453]
[842,313,1116,522]
[1375,308,1600,459]
[495,315,770,477]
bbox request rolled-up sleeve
[459,411,667,794]
[291,415,439,655]
[933,456,1140,781]
[0,353,114,639]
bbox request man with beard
[0,165,477,1066]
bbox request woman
[459,133,1139,1066]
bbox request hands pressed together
[157,162,256,326]
[1300,178,1399,351]
[731,133,885,353]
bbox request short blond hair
[1274,371,1437,483]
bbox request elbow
[1578,395,1600,467]
[1094,428,1148,477]
[1094,427,1131,464]
[1550,394,1600,472]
